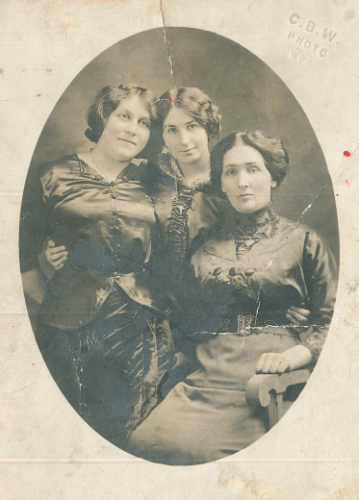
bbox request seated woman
[127,130,338,465]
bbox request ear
[271,179,277,188]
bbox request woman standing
[149,88,226,357]
[127,130,338,465]
[37,84,174,447]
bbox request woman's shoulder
[38,154,80,179]
[191,227,234,261]
[275,217,336,260]
[276,216,325,240]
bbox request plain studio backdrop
[20,27,339,273]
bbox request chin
[180,152,200,163]
[116,148,136,159]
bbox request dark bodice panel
[40,155,156,275]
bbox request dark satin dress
[37,154,174,447]
[128,208,338,465]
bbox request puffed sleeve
[38,155,78,205]
[301,229,338,360]
[38,162,58,204]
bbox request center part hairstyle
[155,87,222,143]
[210,130,290,196]
[85,83,157,143]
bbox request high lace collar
[221,202,278,238]
[234,204,272,230]
[158,151,211,191]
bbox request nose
[178,128,190,146]
[237,170,250,188]
[125,119,137,136]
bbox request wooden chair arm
[245,369,311,428]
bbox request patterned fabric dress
[127,205,338,465]
[151,152,226,354]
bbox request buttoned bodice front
[39,154,159,330]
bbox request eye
[248,166,259,173]
[120,113,130,120]
[139,119,149,128]
[166,127,177,135]
[187,123,198,130]
[225,168,237,176]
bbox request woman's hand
[45,240,68,270]
[286,304,310,326]
[38,239,68,280]
[256,345,312,375]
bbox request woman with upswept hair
[147,87,226,358]
[127,130,338,465]
[37,83,175,448]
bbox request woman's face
[99,95,151,162]
[163,107,209,166]
[221,141,277,214]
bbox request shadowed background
[20,27,339,272]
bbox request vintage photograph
[19,27,339,466]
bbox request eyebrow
[223,162,259,168]
[164,120,197,129]
[116,108,150,120]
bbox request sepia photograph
[20,28,338,465]
[2,0,359,498]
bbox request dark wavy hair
[210,130,290,195]
[155,87,221,143]
[85,84,157,143]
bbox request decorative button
[245,268,255,277]
[116,244,121,249]
[81,342,89,353]
[228,267,236,276]
[110,181,115,186]
[111,193,116,199]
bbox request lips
[238,194,254,198]
[180,148,195,153]
[118,138,136,146]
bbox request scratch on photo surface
[297,141,357,220]
[160,0,174,79]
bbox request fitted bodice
[186,213,338,358]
